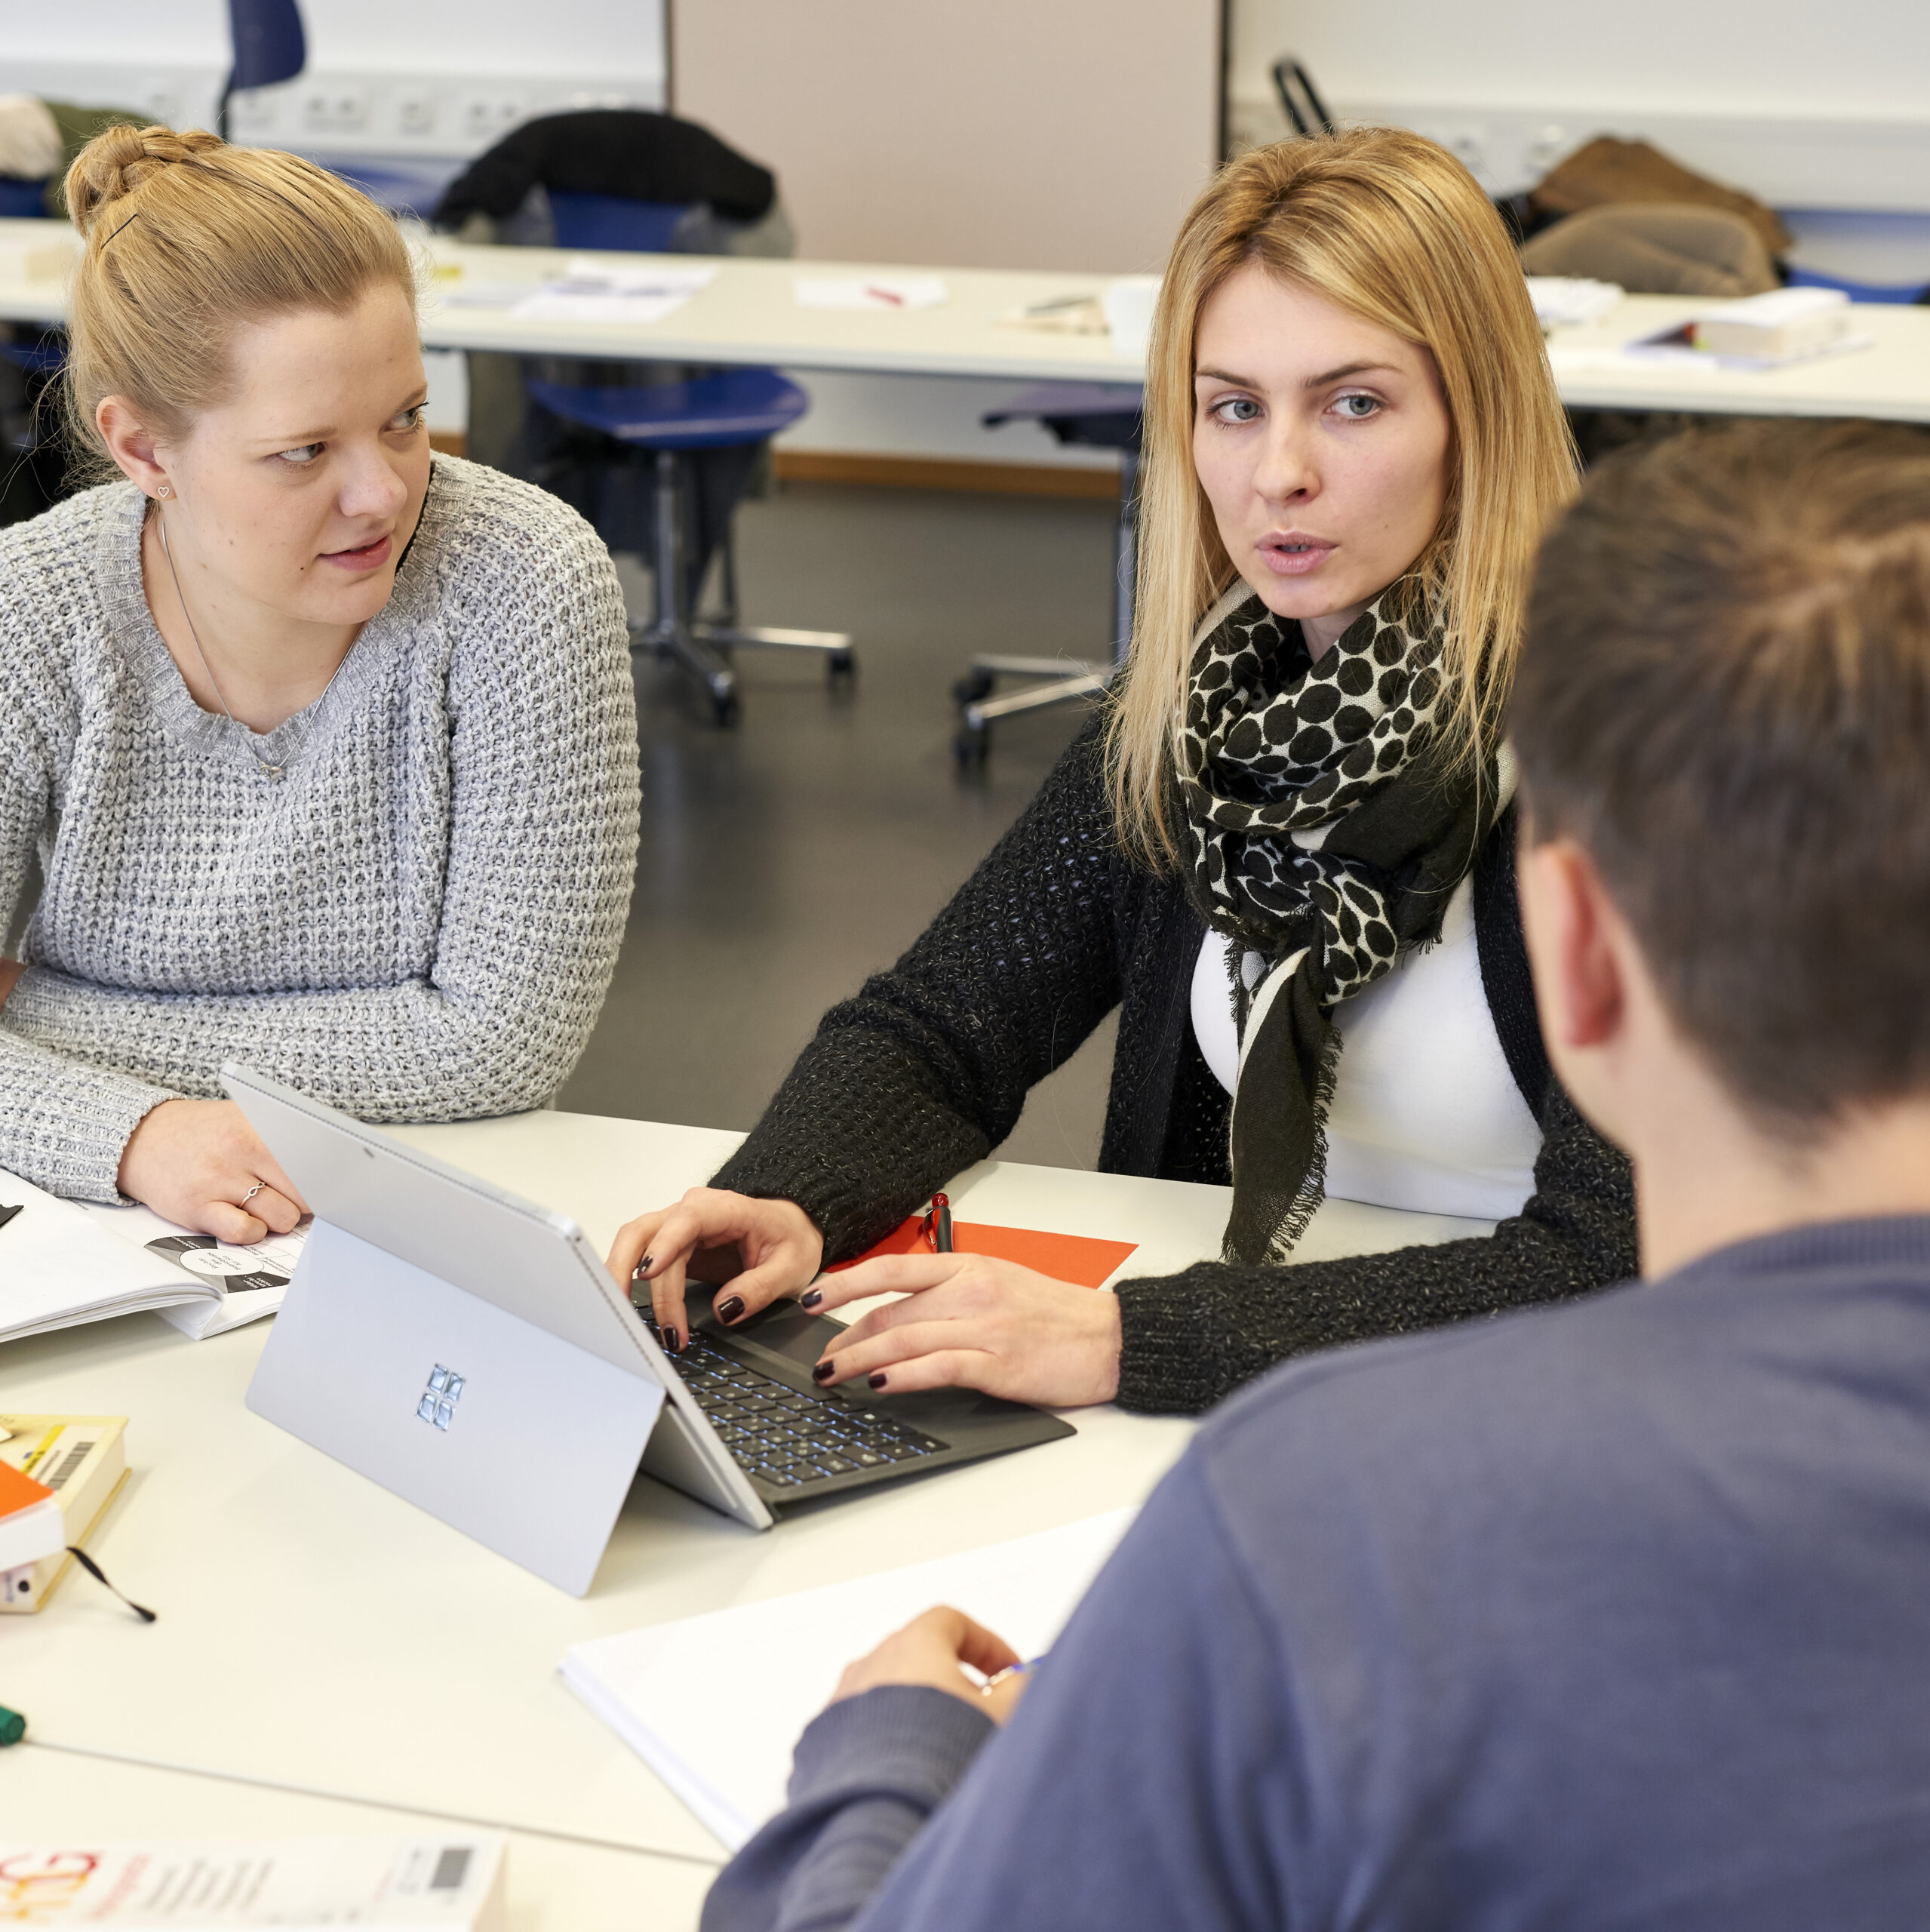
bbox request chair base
[952,663,1112,767]
[620,443,855,724]
[950,448,1138,767]
[631,617,855,726]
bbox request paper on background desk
[561,1508,1137,1847]
[0,1167,306,1344]
[794,274,946,310]
[1524,275,1622,329]
[510,258,717,326]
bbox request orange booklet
[828,1215,1138,1288]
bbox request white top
[1191,875,1543,1221]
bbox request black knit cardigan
[712,715,1637,1414]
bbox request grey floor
[555,481,1123,1171]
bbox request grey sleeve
[0,659,174,1200]
[702,1690,997,1932]
[0,546,639,1195]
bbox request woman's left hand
[0,958,23,1008]
[802,1253,1122,1407]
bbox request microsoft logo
[417,1364,466,1431]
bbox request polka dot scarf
[1177,583,1498,1265]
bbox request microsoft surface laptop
[229,1067,1074,1594]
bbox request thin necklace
[155,510,351,783]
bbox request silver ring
[240,1181,265,1206]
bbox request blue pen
[984,1654,1046,1690]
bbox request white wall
[1230,0,1930,216]
[1231,0,1930,122]
[674,0,1221,274]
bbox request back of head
[1113,127,1576,863]
[63,122,416,469]
[1516,418,1930,1135]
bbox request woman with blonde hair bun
[0,125,638,1237]
[618,128,1637,1420]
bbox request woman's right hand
[607,1188,824,1354]
[116,1097,309,1243]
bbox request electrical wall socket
[459,93,530,147]
[393,91,438,139]
[303,87,372,136]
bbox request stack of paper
[509,258,717,326]
[0,1171,305,1343]
[1524,275,1623,329]
[561,1509,1136,1847]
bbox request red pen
[864,284,905,307]
[922,1192,954,1254]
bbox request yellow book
[0,1412,129,1612]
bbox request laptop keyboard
[656,1328,948,1490]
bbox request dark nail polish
[868,1372,888,1391]
[638,1255,653,1272]
[718,1294,745,1323]
[800,1289,823,1309]
[664,1327,681,1355]
[811,1361,834,1383]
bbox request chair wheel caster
[952,668,995,706]
[710,690,742,727]
[828,648,856,681]
[954,724,989,767]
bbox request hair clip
[101,210,143,247]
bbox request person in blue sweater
[701,416,1930,1932]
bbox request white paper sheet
[561,1508,1137,1847]
[509,258,717,327]
[0,1833,506,1927]
[793,274,947,311]
[1525,275,1623,329]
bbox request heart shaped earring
[156,483,171,498]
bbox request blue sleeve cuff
[788,1685,998,1811]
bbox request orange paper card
[828,1216,1138,1288]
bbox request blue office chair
[219,0,306,139]
[952,383,1143,764]
[527,192,853,725]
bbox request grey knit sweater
[0,457,639,1201]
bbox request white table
[5,217,1927,415]
[0,1108,1486,1924]
[0,221,1142,386]
[1545,294,1930,421]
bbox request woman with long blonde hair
[617,128,1637,1420]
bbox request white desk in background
[2,217,1928,414]
[0,1107,1489,1927]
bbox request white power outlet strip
[5,62,665,162]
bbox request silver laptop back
[228,1066,772,1595]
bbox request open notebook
[0,1169,306,1343]
[561,1509,1138,1849]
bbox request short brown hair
[1515,417,1930,1133]
[63,123,416,467]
